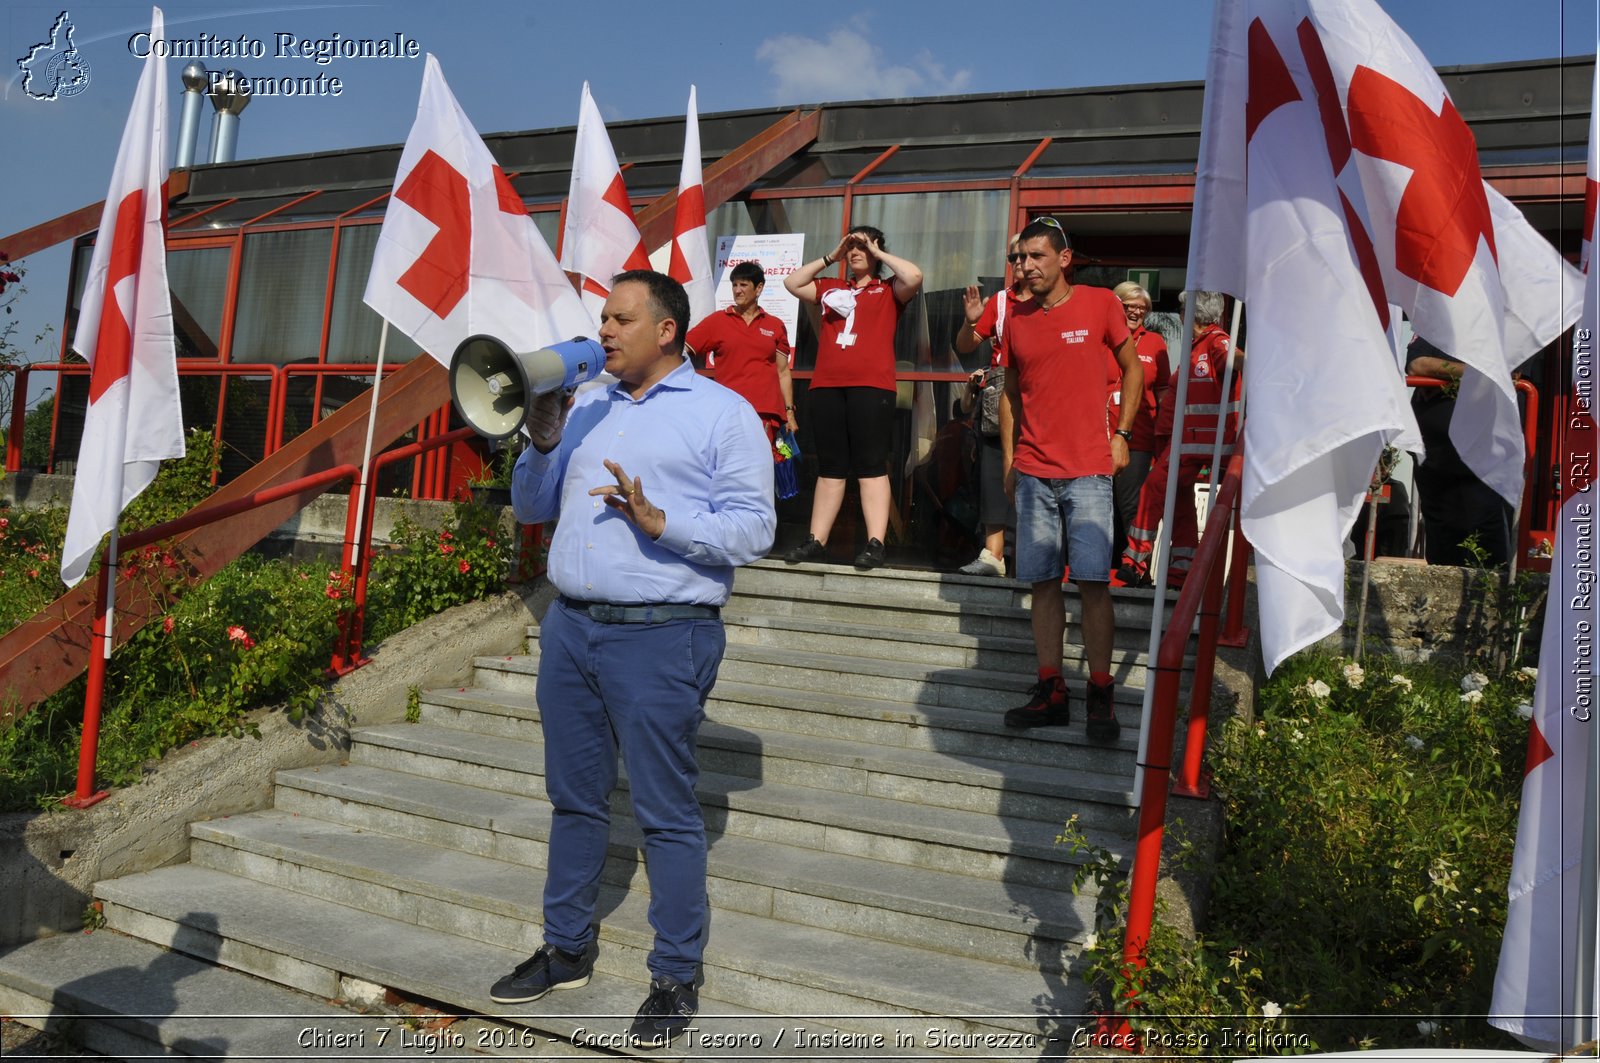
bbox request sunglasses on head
[1029,215,1071,247]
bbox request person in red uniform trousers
[782,226,924,569]
[1106,282,1170,561]
[1000,217,1142,742]
[1119,290,1241,590]
[685,260,797,445]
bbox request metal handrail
[1103,447,1245,1043]
[66,461,361,807]
[329,426,477,674]
[4,361,287,473]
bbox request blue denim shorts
[1014,473,1114,584]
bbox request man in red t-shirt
[685,261,796,444]
[1000,217,1142,742]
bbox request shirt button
[617,430,624,436]
[587,543,593,549]
[586,582,592,590]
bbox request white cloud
[756,23,971,103]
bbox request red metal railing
[330,426,476,674]
[66,462,361,807]
[4,361,287,473]
[1099,448,1246,1046]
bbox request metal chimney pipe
[175,61,207,168]
[207,69,250,164]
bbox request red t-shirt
[1006,285,1131,479]
[685,306,790,419]
[971,288,1030,368]
[811,276,905,391]
[1105,326,1170,452]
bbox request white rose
[1460,689,1484,704]
[1517,702,1534,719]
[1261,1001,1283,1020]
[1390,675,1413,690]
[1461,672,1490,693]
[1405,735,1425,751]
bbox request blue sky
[1,0,1596,405]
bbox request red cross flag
[1191,0,1581,672]
[363,55,591,364]
[668,85,714,330]
[1487,69,1600,1054]
[60,6,184,587]
[560,82,651,325]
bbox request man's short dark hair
[612,269,690,351]
[1019,217,1071,253]
[729,261,766,287]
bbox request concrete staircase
[0,559,1185,1058]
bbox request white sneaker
[959,549,1005,577]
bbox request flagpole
[1135,295,1199,803]
[1202,299,1243,523]
[348,320,391,575]
[1574,711,1599,1049]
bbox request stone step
[96,864,1081,1047]
[726,587,1188,654]
[0,930,480,1060]
[474,649,1145,780]
[485,640,1152,722]
[191,806,1098,976]
[341,722,1128,890]
[720,610,1162,687]
[737,558,1178,621]
[419,685,1137,832]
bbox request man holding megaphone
[490,270,775,1049]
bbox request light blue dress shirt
[512,358,776,606]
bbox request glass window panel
[849,189,1008,374]
[325,224,423,365]
[230,229,332,365]
[166,245,230,359]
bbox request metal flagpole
[1202,299,1243,523]
[348,320,392,574]
[1134,294,1199,803]
[1573,706,1599,1049]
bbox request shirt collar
[608,355,697,403]
[725,304,767,322]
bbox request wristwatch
[1114,429,1133,442]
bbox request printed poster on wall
[713,233,805,343]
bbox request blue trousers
[536,599,725,982]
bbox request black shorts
[809,386,896,479]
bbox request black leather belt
[559,596,721,624]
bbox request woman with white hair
[1119,290,1240,590]
[1106,281,1169,565]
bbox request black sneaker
[1004,678,1070,728]
[785,535,827,564]
[1085,680,1121,742]
[854,537,887,569]
[628,975,698,1048]
[488,944,594,1004]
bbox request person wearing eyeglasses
[1106,282,1170,573]
[783,225,924,569]
[953,234,1030,577]
[1000,217,1142,743]
[1120,290,1241,591]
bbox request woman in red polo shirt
[782,226,923,569]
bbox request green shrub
[1076,651,1529,1053]
[364,495,513,644]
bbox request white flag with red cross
[61,5,184,587]
[1487,66,1600,1054]
[363,55,591,365]
[560,82,651,325]
[668,85,714,330]
[1191,0,1581,673]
